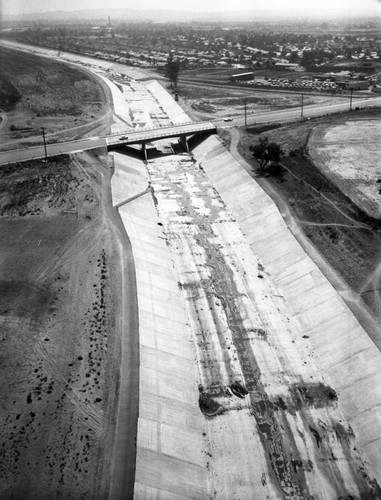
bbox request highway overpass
[0,121,217,165]
[106,121,216,160]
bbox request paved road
[0,122,215,164]
[1,95,381,165]
[0,137,106,165]
[214,95,381,127]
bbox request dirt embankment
[0,46,112,146]
[237,110,381,324]
[0,151,122,499]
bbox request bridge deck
[106,121,216,147]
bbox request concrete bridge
[106,121,217,160]
[0,121,217,165]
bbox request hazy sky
[2,0,381,15]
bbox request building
[338,80,369,91]
[274,62,300,71]
[229,72,255,82]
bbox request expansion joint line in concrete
[114,113,132,128]
[114,186,151,208]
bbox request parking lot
[238,76,340,93]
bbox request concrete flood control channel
[111,148,380,499]
[106,74,381,498]
[5,42,381,498]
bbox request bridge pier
[141,143,148,162]
[179,135,190,154]
[106,122,216,160]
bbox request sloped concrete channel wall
[145,81,190,125]
[112,147,381,498]
[193,135,381,485]
[110,154,208,498]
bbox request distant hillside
[3,7,381,23]
[3,8,271,22]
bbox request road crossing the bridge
[106,121,216,147]
[0,121,217,165]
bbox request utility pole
[41,127,48,161]
[301,93,304,119]
[349,88,354,111]
[244,98,247,129]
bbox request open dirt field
[0,151,125,499]
[0,46,112,150]
[308,118,381,219]
[237,110,381,329]
[178,82,343,123]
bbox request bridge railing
[107,120,215,138]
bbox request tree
[289,51,299,63]
[166,53,181,89]
[300,50,316,69]
[250,137,282,173]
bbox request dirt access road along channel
[0,150,133,499]
[237,110,381,334]
[0,46,113,151]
